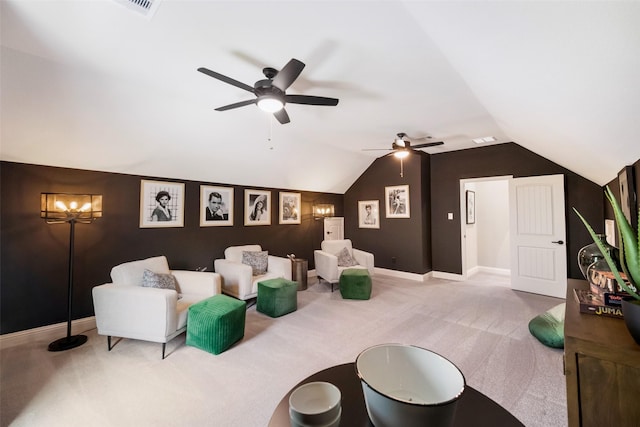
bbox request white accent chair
[92,256,221,359]
[214,245,292,300]
[314,239,375,290]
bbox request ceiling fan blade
[285,95,339,106]
[274,108,290,124]
[362,148,393,151]
[197,67,255,93]
[214,99,257,111]
[412,141,444,149]
[272,59,305,91]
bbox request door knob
[552,240,564,245]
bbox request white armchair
[314,239,374,289]
[214,245,292,300]
[92,256,221,359]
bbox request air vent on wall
[111,0,162,19]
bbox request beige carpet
[0,273,567,427]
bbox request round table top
[268,363,524,427]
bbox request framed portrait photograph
[358,200,380,229]
[466,190,476,224]
[200,185,233,227]
[139,180,184,228]
[279,192,301,224]
[385,185,410,218]
[618,166,638,231]
[244,189,271,226]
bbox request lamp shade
[41,193,103,223]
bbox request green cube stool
[257,278,298,318]
[186,294,246,355]
[339,268,372,300]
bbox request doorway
[460,176,512,281]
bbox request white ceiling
[2,1,639,193]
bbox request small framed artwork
[618,166,638,231]
[358,200,380,229]
[466,190,476,224]
[140,180,185,228]
[200,185,233,227]
[279,192,301,224]
[245,189,271,226]
[385,185,410,218]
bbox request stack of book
[574,270,630,318]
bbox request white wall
[476,180,510,270]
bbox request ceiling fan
[197,58,339,124]
[363,133,444,158]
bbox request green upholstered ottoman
[257,278,298,318]
[186,294,246,355]
[339,268,372,300]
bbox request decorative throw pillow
[242,250,268,275]
[337,247,359,267]
[528,303,565,349]
[141,269,179,292]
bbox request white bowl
[356,344,465,427]
[289,381,341,426]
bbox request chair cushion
[528,303,565,349]
[321,239,353,256]
[141,269,179,291]
[110,256,170,286]
[225,245,262,263]
[337,247,359,267]
[242,250,268,275]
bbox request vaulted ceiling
[2,1,639,193]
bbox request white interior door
[323,217,344,240]
[509,174,567,298]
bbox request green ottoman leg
[257,278,298,317]
[339,268,372,300]
[187,294,246,355]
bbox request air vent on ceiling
[112,0,162,19]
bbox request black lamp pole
[48,217,88,352]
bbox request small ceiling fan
[197,58,339,124]
[363,133,444,158]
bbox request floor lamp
[41,193,103,352]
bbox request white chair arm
[171,270,221,296]
[267,255,293,280]
[92,284,178,341]
[314,250,340,283]
[214,259,254,299]
[352,249,375,275]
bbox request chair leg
[107,336,113,351]
[162,343,166,360]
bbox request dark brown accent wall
[430,143,605,278]
[0,161,343,334]
[344,153,432,274]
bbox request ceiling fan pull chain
[400,158,404,177]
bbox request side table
[291,258,308,291]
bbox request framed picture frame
[139,180,184,228]
[358,200,380,228]
[385,185,410,218]
[618,166,638,231]
[245,189,271,226]
[279,192,301,224]
[466,190,476,224]
[200,185,233,227]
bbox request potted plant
[574,186,640,344]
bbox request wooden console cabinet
[564,279,640,426]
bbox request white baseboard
[432,271,465,281]
[374,267,431,282]
[0,317,96,350]
[476,266,510,276]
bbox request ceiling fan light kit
[198,58,339,124]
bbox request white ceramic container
[289,381,341,426]
[356,343,465,427]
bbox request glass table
[269,363,524,427]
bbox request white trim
[374,267,431,282]
[432,271,465,281]
[477,266,511,276]
[0,317,96,350]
